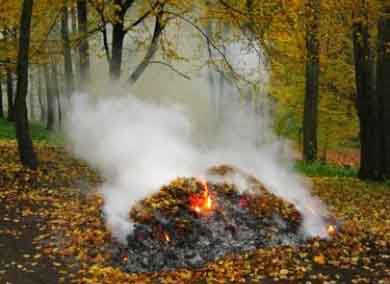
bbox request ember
[163,232,170,242]
[327,224,336,235]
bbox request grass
[0,117,64,144]
[0,116,359,178]
[295,160,358,177]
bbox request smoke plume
[65,21,328,241]
[65,82,328,242]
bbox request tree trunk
[0,79,4,118]
[71,5,78,38]
[6,68,14,121]
[302,0,320,162]
[128,14,163,83]
[109,0,137,80]
[61,2,75,97]
[77,0,90,86]
[44,64,55,131]
[108,0,137,80]
[377,5,390,179]
[51,63,62,127]
[56,90,62,128]
[37,67,45,122]
[110,16,126,80]
[70,4,80,89]
[14,0,38,169]
[353,1,382,180]
[29,70,35,121]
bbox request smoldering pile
[111,165,320,273]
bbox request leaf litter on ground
[0,141,389,283]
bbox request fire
[189,178,215,215]
[327,224,336,235]
[163,232,171,242]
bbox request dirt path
[0,201,60,284]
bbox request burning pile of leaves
[115,165,307,273]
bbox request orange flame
[163,232,171,242]
[189,178,215,215]
[327,224,336,235]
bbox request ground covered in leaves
[0,141,389,284]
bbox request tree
[376,4,390,178]
[51,62,62,126]
[77,0,90,86]
[350,0,390,181]
[37,67,45,122]
[6,68,14,121]
[109,0,135,80]
[28,69,34,120]
[352,0,380,179]
[0,77,3,118]
[302,0,320,162]
[14,0,38,169]
[61,1,75,97]
[91,0,160,81]
[43,64,55,130]
[128,7,165,83]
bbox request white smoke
[65,86,328,242]
[65,22,328,242]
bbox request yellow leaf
[314,254,326,265]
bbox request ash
[113,184,304,273]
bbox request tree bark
[51,63,62,127]
[128,14,164,83]
[0,79,3,118]
[353,1,382,180]
[71,4,80,87]
[37,67,45,122]
[56,90,62,128]
[29,70,34,121]
[110,13,126,80]
[377,5,390,179]
[61,2,75,97]
[77,0,90,86]
[14,0,38,169]
[109,0,136,80]
[43,64,55,131]
[302,0,320,162]
[6,68,14,121]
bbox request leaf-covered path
[0,141,389,284]
[0,200,59,284]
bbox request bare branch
[124,2,160,32]
[123,0,136,12]
[128,8,165,83]
[164,11,250,84]
[216,0,247,16]
[149,60,191,80]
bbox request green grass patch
[295,160,358,177]
[0,117,64,144]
